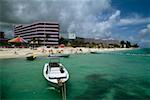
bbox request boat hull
[90,52,102,54]
[48,54,70,58]
[26,56,36,60]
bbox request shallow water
[1,48,150,100]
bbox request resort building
[14,22,59,46]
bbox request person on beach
[79,49,83,53]
[61,50,64,53]
[51,50,54,54]
[75,49,78,54]
[49,50,51,53]
[48,49,53,54]
[70,49,73,54]
[42,48,44,52]
[57,50,60,53]
[14,51,18,55]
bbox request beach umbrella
[59,44,65,48]
[8,36,27,43]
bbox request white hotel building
[14,22,59,46]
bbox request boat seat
[49,62,59,67]
[60,67,64,73]
[48,67,67,79]
[51,67,60,71]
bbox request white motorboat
[43,57,69,86]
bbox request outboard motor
[60,67,64,73]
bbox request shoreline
[0,47,137,59]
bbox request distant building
[14,22,59,46]
[68,33,76,39]
[60,33,76,39]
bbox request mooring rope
[61,83,66,100]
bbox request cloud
[135,24,150,48]
[119,17,150,26]
[139,24,150,38]
[93,10,120,38]
[66,10,120,39]
[0,0,149,47]
[109,10,120,21]
[1,0,116,39]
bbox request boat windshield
[49,57,60,63]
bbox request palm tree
[120,40,125,48]
[126,41,131,48]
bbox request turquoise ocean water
[0,48,150,100]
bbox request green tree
[126,41,131,48]
[132,43,139,48]
[120,40,125,48]
[59,37,69,45]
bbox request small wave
[46,87,60,92]
[124,53,150,56]
[102,52,150,57]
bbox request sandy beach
[0,47,135,59]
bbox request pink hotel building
[14,22,59,46]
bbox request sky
[0,0,150,47]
